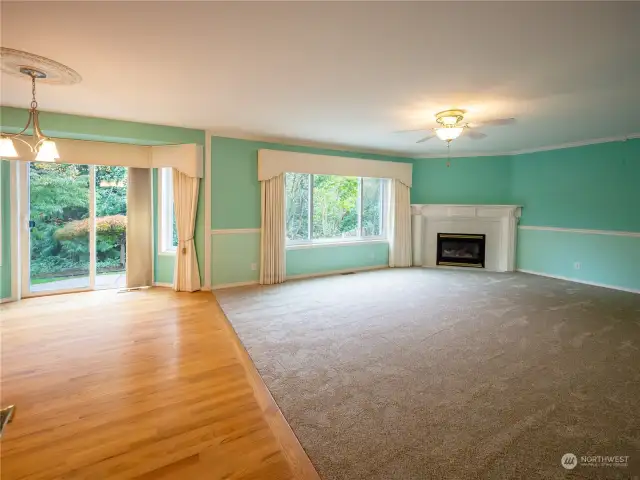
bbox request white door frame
[10,160,21,302]
[20,162,97,298]
[89,165,96,290]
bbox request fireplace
[436,233,486,268]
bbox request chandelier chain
[30,74,38,110]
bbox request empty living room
[1,1,639,479]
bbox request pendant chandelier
[0,68,60,161]
[0,48,82,162]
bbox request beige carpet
[215,269,640,479]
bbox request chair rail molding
[518,225,640,237]
[411,204,522,272]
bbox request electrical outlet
[250,263,257,271]
[574,262,581,270]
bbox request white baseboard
[286,264,388,281]
[517,269,640,294]
[0,297,15,304]
[212,280,260,290]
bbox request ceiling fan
[399,110,516,144]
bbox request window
[159,167,178,253]
[285,173,387,245]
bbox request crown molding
[509,134,640,156]
[206,129,415,159]
[413,133,640,160]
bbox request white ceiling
[2,1,639,156]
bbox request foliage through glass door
[28,163,128,293]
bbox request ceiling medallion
[0,47,81,85]
[0,48,82,162]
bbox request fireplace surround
[411,204,522,272]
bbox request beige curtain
[260,174,286,285]
[389,179,412,268]
[172,168,201,292]
[126,168,153,288]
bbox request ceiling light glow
[0,137,18,158]
[435,127,464,141]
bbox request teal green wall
[511,140,640,231]
[210,136,410,286]
[1,161,11,299]
[210,233,388,285]
[513,139,640,291]
[411,155,512,205]
[0,107,206,294]
[517,229,639,292]
[211,232,261,286]
[286,243,388,277]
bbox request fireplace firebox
[436,233,486,268]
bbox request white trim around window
[158,167,177,255]
[285,173,389,248]
[286,238,388,250]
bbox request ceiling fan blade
[394,128,430,134]
[416,134,435,143]
[474,117,516,127]
[466,130,487,140]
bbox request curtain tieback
[181,236,194,254]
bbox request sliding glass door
[21,162,128,296]
[27,162,91,293]
[94,166,127,290]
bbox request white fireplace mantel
[411,204,522,272]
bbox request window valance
[258,149,412,187]
[7,137,203,178]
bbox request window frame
[158,167,177,255]
[285,173,388,248]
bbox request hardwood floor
[0,289,319,480]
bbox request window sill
[286,238,388,250]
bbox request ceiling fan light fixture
[0,137,19,158]
[435,127,464,141]
[435,110,465,127]
[440,116,460,126]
